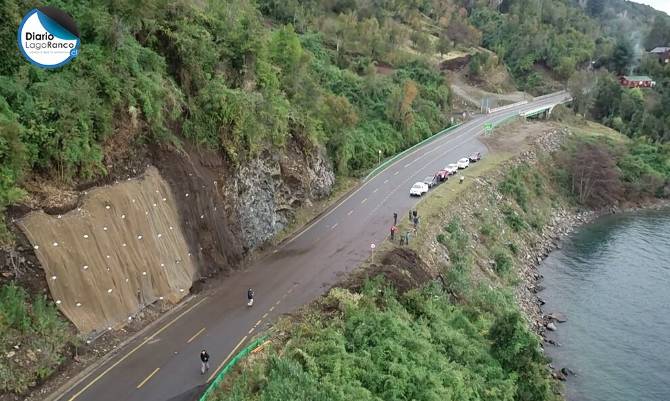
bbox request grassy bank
[0,283,77,394]
[204,121,670,401]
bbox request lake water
[540,208,670,401]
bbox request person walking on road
[247,288,254,307]
[393,212,398,226]
[200,350,210,374]
[390,225,398,240]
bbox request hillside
[1,0,670,398]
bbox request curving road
[54,91,571,401]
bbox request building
[619,75,656,89]
[650,47,670,64]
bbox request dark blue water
[540,209,670,401]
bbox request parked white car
[445,163,459,175]
[457,158,470,169]
[409,182,429,197]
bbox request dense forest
[1,0,670,240]
[1,0,670,395]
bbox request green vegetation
[554,134,670,206]
[213,279,557,401]
[0,283,76,393]
[0,0,461,244]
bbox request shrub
[502,206,526,232]
[0,284,75,394]
[493,249,513,276]
[499,165,531,211]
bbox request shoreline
[516,198,670,383]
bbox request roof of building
[622,75,653,81]
[650,47,670,53]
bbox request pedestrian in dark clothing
[409,210,412,221]
[200,350,210,374]
[413,210,418,219]
[393,212,398,225]
[413,216,419,229]
[247,288,254,307]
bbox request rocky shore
[516,195,670,384]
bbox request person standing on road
[390,225,397,240]
[393,212,398,226]
[247,288,254,307]
[200,350,210,374]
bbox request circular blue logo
[17,7,80,69]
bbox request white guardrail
[487,100,528,114]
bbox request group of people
[390,210,419,244]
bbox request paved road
[56,92,571,401]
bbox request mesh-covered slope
[19,167,197,333]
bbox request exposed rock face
[226,141,335,250]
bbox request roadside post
[378,150,382,165]
[484,122,493,136]
[370,243,376,263]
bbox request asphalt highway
[55,91,571,401]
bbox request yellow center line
[207,335,248,382]
[186,327,206,344]
[66,297,208,401]
[136,368,160,389]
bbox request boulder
[547,312,567,323]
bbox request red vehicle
[435,169,449,182]
[469,152,482,162]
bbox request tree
[591,75,623,120]
[559,141,624,207]
[644,16,670,50]
[386,80,418,132]
[586,0,605,17]
[436,33,451,57]
[608,38,634,75]
[568,70,595,116]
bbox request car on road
[469,152,481,162]
[457,158,470,169]
[445,164,459,175]
[423,175,439,188]
[435,170,449,182]
[409,182,429,197]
